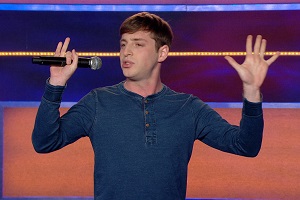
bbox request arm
[32,38,86,153]
[32,81,96,153]
[196,35,279,157]
[195,98,263,157]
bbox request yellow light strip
[0,51,299,57]
[0,52,120,57]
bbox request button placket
[144,98,150,128]
[143,98,157,145]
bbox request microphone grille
[90,57,102,70]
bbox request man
[32,12,279,199]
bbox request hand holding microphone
[33,37,102,86]
[32,55,102,70]
[32,37,102,70]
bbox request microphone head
[90,57,102,70]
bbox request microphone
[32,56,102,70]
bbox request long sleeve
[32,79,95,153]
[194,98,263,157]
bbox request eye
[120,43,126,48]
[135,43,144,47]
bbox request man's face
[120,31,161,82]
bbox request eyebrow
[120,38,147,43]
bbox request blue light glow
[0,4,186,11]
[187,3,300,11]
[0,3,300,12]
[1,101,300,108]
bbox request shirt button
[145,123,150,128]
[145,110,149,115]
[144,99,148,103]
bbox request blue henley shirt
[32,81,263,200]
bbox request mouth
[122,60,134,68]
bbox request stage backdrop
[0,10,300,102]
[0,2,299,200]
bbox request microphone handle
[32,56,90,68]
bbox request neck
[124,79,163,98]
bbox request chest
[90,96,196,149]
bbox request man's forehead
[121,31,154,41]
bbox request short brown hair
[120,12,173,51]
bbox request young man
[32,12,279,199]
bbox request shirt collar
[118,81,168,101]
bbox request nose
[123,45,133,57]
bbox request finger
[266,51,280,65]
[246,35,253,56]
[224,56,240,72]
[253,35,262,55]
[65,51,72,65]
[71,49,79,67]
[54,41,63,57]
[60,37,71,57]
[260,39,267,58]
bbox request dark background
[0,10,299,102]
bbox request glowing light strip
[0,51,298,57]
[1,101,300,108]
[0,3,300,12]
[187,3,300,12]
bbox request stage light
[1,3,300,12]
[0,51,298,57]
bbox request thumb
[224,55,240,72]
[266,51,280,66]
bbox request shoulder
[85,82,125,100]
[77,83,123,105]
[163,86,202,103]
[162,86,208,110]
[92,83,121,94]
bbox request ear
[157,45,169,63]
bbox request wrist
[243,85,261,102]
[49,77,67,86]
